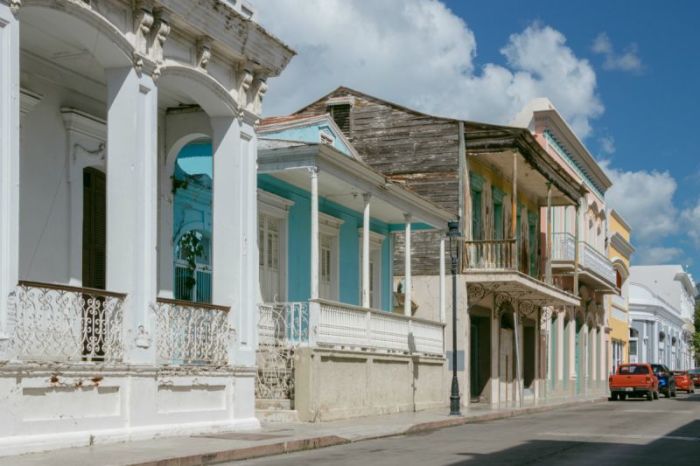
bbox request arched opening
[171,139,213,303]
[498,302,516,402]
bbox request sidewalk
[0,396,606,466]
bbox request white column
[556,311,564,383]
[210,116,242,364]
[590,327,597,385]
[404,213,412,316]
[310,167,319,300]
[653,320,659,364]
[581,321,588,394]
[0,3,20,355]
[569,315,576,381]
[439,236,446,323]
[105,67,158,364]
[361,193,371,308]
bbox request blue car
[651,364,676,398]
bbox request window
[259,213,282,302]
[319,213,343,301]
[328,104,351,134]
[258,190,293,303]
[359,230,385,309]
[174,229,212,303]
[472,189,482,240]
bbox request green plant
[178,230,204,291]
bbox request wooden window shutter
[82,167,106,290]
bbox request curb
[127,398,606,466]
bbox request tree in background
[695,300,700,366]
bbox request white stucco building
[629,265,695,370]
[0,0,293,455]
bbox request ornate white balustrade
[9,281,125,363]
[315,299,444,356]
[258,302,309,346]
[154,298,232,366]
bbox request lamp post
[448,220,461,416]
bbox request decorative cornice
[610,232,635,259]
[20,88,42,118]
[60,107,106,141]
[196,36,213,70]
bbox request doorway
[470,315,491,401]
[523,323,536,389]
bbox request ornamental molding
[196,35,213,70]
[60,107,106,141]
[466,283,486,305]
[20,88,42,118]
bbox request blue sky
[257,0,700,278]
[443,0,700,276]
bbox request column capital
[362,192,372,203]
[307,166,319,176]
[404,212,412,223]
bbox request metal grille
[10,281,125,363]
[154,298,231,366]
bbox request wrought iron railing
[153,297,231,366]
[315,299,444,356]
[463,239,517,271]
[10,281,125,363]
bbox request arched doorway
[172,139,213,303]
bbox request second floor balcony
[552,233,617,293]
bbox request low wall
[0,364,258,456]
[294,347,447,422]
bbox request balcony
[462,240,579,306]
[551,233,617,291]
[9,281,125,363]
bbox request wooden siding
[298,89,461,276]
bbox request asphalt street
[233,393,700,465]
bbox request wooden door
[82,167,106,360]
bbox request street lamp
[448,220,461,416]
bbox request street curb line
[124,398,606,466]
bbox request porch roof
[464,271,580,307]
[258,140,453,228]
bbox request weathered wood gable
[296,88,460,277]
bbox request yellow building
[607,210,634,371]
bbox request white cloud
[592,32,643,73]
[635,246,684,265]
[681,202,700,246]
[602,162,678,243]
[258,0,603,138]
[599,136,615,155]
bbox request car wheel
[664,390,670,398]
[610,393,618,401]
[646,391,653,401]
[620,393,627,401]
[653,391,659,400]
[671,389,677,398]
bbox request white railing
[154,298,232,366]
[9,281,125,363]
[579,241,616,286]
[315,299,444,356]
[258,302,309,346]
[552,232,576,261]
[551,233,616,286]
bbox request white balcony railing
[552,232,576,261]
[551,233,616,286]
[258,302,309,346]
[9,281,125,363]
[315,299,444,356]
[579,241,616,286]
[154,298,232,366]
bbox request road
[233,393,700,465]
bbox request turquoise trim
[387,222,435,232]
[543,130,605,199]
[492,185,505,204]
[470,172,484,191]
[259,174,394,311]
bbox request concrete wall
[294,347,446,422]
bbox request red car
[673,371,696,393]
[609,363,659,401]
[688,368,700,390]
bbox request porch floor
[1,396,605,465]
